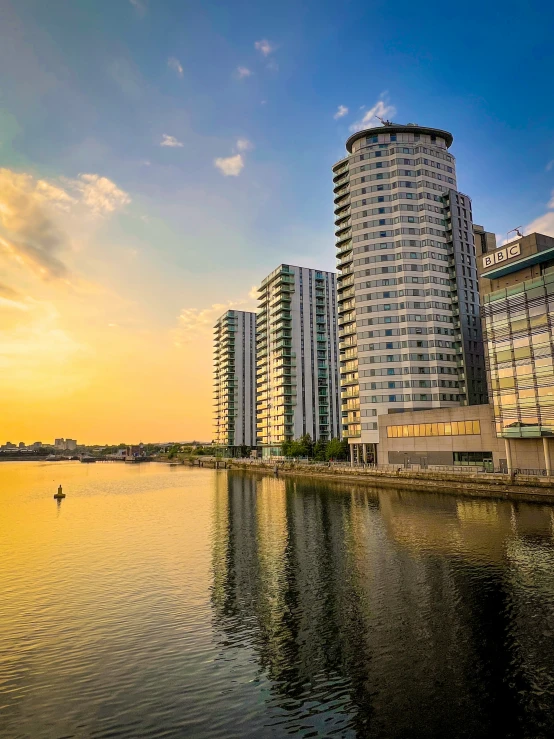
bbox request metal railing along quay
[224,458,554,481]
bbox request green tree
[288,440,304,457]
[281,441,292,457]
[339,439,350,460]
[326,437,348,461]
[168,444,181,459]
[239,444,249,458]
[298,433,313,458]
[313,439,328,461]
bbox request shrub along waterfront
[280,434,350,461]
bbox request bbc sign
[482,243,521,270]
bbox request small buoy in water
[54,484,66,500]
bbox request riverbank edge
[187,459,554,504]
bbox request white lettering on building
[482,243,521,270]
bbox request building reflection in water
[211,472,554,738]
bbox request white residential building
[256,264,340,456]
[213,310,257,452]
[333,123,487,462]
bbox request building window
[454,451,493,466]
[387,420,481,438]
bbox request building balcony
[338,276,354,292]
[337,252,354,269]
[335,219,351,235]
[336,243,353,261]
[334,191,350,206]
[333,165,349,181]
[336,229,352,246]
[338,301,356,315]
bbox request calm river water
[2,462,554,738]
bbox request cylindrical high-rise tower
[333,123,486,461]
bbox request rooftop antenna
[507,226,523,240]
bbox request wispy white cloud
[36,180,77,210]
[214,154,244,177]
[213,139,253,176]
[236,138,253,152]
[236,66,252,79]
[349,99,397,132]
[0,169,72,280]
[160,134,184,148]
[167,57,184,77]
[334,105,349,120]
[266,59,279,73]
[254,39,276,57]
[0,169,131,280]
[547,160,554,172]
[174,295,257,346]
[71,174,131,215]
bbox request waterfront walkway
[185,457,554,503]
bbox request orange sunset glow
[0,166,260,443]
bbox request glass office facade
[481,268,554,438]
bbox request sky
[1,0,554,444]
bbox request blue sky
[2,0,554,441]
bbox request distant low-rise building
[65,439,77,451]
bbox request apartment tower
[333,122,487,462]
[213,310,257,453]
[256,265,340,456]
